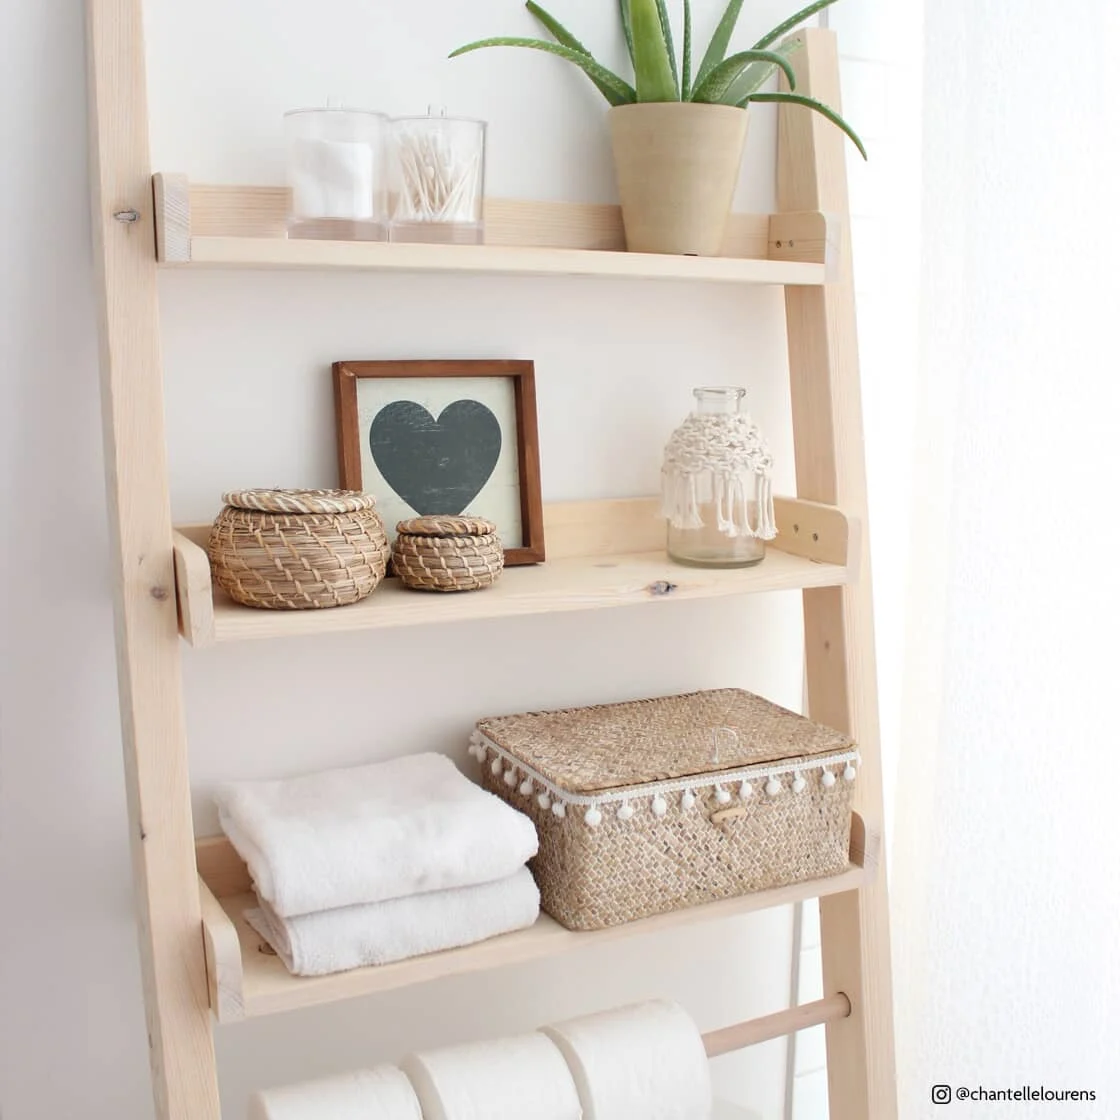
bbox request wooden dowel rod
[702,993,852,1058]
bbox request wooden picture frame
[333,359,545,565]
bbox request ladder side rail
[777,27,899,1120]
[86,2,220,1117]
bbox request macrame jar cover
[661,407,778,541]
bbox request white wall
[0,2,890,1118]
[0,2,159,1117]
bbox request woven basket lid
[396,515,497,537]
[476,688,855,794]
[222,488,374,515]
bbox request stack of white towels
[250,999,720,1120]
[215,753,540,976]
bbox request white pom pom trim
[471,731,859,823]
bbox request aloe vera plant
[451,0,866,158]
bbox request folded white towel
[249,1066,422,1120]
[215,753,538,917]
[245,866,540,976]
[401,1032,582,1120]
[543,1000,713,1119]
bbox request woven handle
[709,805,748,827]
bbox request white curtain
[893,1,1120,1114]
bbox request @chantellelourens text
[931,1084,1096,1105]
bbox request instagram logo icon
[931,1085,952,1105]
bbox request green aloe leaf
[747,91,868,158]
[681,0,693,97]
[524,1,633,105]
[654,0,680,97]
[619,0,636,66]
[723,35,804,104]
[752,0,839,50]
[524,1,593,53]
[692,49,797,104]
[695,0,745,91]
[450,37,637,105]
[629,0,679,101]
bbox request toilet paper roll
[248,1066,421,1120]
[543,1000,712,1119]
[401,1031,582,1120]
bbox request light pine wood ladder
[86,0,897,1114]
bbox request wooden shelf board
[169,235,827,285]
[174,497,855,647]
[177,538,850,647]
[152,176,835,285]
[201,864,867,1023]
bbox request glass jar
[388,112,487,244]
[661,386,777,568]
[284,108,388,241]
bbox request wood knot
[150,586,169,602]
[647,580,678,597]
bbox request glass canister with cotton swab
[388,108,487,244]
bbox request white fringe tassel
[660,408,778,541]
[661,467,777,541]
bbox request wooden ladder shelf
[86,0,897,1115]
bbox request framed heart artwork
[332,359,545,565]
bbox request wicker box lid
[475,688,854,795]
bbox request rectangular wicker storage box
[471,688,859,930]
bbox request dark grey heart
[369,399,502,517]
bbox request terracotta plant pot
[608,102,750,256]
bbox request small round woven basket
[392,516,504,593]
[208,489,389,610]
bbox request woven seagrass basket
[392,516,503,592]
[208,489,389,610]
[472,688,858,930]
